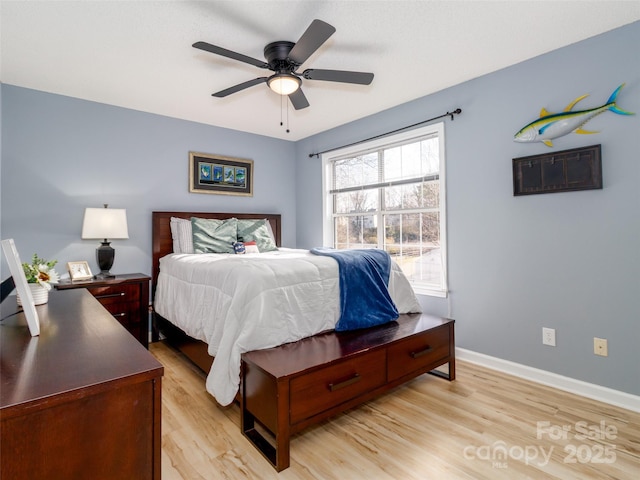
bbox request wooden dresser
[0,289,163,480]
[241,313,455,471]
[56,273,150,348]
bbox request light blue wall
[1,87,296,278]
[1,22,638,396]
[296,22,640,395]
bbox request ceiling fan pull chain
[286,100,290,133]
[280,94,284,127]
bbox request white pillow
[170,217,194,254]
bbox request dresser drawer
[387,324,450,382]
[289,349,386,424]
[87,284,140,306]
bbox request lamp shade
[82,208,129,240]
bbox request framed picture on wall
[1,238,40,336]
[189,151,253,196]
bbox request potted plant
[18,254,60,305]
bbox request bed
[151,211,455,470]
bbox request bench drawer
[290,349,386,424]
[387,324,450,382]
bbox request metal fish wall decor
[514,84,634,147]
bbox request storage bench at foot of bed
[240,313,455,471]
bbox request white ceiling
[2,1,639,141]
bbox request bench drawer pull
[410,346,433,359]
[328,373,361,392]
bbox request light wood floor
[151,342,640,479]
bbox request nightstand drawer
[289,349,386,424]
[87,284,140,306]
[100,302,141,325]
[387,324,450,382]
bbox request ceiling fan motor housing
[264,41,298,73]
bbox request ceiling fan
[193,19,374,110]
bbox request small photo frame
[67,261,93,281]
[189,151,253,196]
[1,239,40,336]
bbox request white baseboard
[456,348,640,413]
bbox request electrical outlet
[542,327,556,346]
[594,337,608,357]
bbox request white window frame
[322,122,448,297]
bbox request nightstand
[56,273,150,348]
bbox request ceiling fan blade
[288,19,336,65]
[193,41,269,69]
[288,89,310,110]
[212,77,267,97]
[303,69,374,85]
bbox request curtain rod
[308,108,462,158]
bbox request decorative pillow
[244,240,260,254]
[191,217,238,254]
[237,219,278,252]
[170,217,194,254]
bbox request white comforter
[154,248,421,405]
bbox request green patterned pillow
[191,217,238,254]
[237,219,278,252]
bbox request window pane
[334,158,358,190]
[335,215,378,248]
[422,181,440,209]
[384,184,426,210]
[401,213,421,243]
[395,245,422,282]
[334,189,379,214]
[406,247,442,287]
[334,153,378,190]
[403,184,423,209]
[334,192,351,214]
[334,216,349,248]
[400,142,422,178]
[361,153,379,186]
[383,140,424,181]
[422,211,440,244]
[383,214,400,247]
[362,215,378,246]
[354,189,378,212]
[421,137,440,175]
[409,248,442,286]
[384,185,402,210]
[347,217,362,243]
[383,146,401,181]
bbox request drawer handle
[95,292,126,299]
[410,346,433,359]
[328,373,361,392]
[112,313,127,318]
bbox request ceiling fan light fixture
[268,74,301,95]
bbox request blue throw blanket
[310,248,399,331]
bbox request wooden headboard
[151,211,282,295]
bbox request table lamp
[81,204,129,279]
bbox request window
[322,123,447,297]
